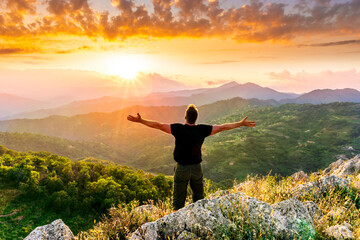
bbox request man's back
[170,124,213,165]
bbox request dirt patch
[0,209,21,218]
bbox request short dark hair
[185,104,198,124]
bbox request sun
[106,54,148,80]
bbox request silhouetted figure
[127,104,256,210]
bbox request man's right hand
[240,116,256,127]
[127,113,142,122]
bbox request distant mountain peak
[281,87,360,104]
[242,82,261,87]
[218,81,239,88]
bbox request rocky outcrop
[323,155,360,178]
[24,219,74,240]
[131,193,315,240]
[302,201,323,220]
[291,175,349,198]
[291,171,310,183]
[325,224,354,240]
[271,198,315,238]
[325,207,347,220]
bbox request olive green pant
[173,163,204,210]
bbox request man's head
[185,104,198,124]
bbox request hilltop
[25,154,360,239]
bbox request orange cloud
[1,0,360,49]
[0,48,25,54]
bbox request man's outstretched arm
[211,116,256,135]
[127,113,171,134]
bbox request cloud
[0,47,40,54]
[1,0,360,46]
[0,48,25,54]
[268,69,360,93]
[206,80,230,85]
[299,39,360,47]
[6,0,37,14]
[56,50,73,54]
[199,60,240,64]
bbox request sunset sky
[1,0,360,96]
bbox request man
[127,104,256,210]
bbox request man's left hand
[127,113,142,122]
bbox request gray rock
[302,201,323,220]
[131,198,231,240]
[343,222,352,230]
[323,155,360,178]
[213,192,287,236]
[324,159,345,174]
[291,175,349,198]
[325,224,354,239]
[325,207,347,220]
[24,219,74,240]
[130,193,315,240]
[177,230,199,240]
[131,222,159,240]
[291,171,310,183]
[272,198,315,239]
[133,204,160,214]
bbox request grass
[77,200,173,239]
[79,172,360,239]
[227,173,360,239]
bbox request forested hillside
[0,132,126,163]
[0,99,359,185]
[203,102,360,183]
[0,146,173,239]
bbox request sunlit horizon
[1,0,360,97]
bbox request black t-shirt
[170,123,213,165]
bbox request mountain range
[280,88,360,104]
[2,81,293,119]
[2,75,360,120]
[0,93,50,117]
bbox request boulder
[324,159,345,174]
[133,204,161,214]
[325,224,354,239]
[291,171,310,183]
[323,155,360,178]
[272,198,315,239]
[24,219,74,240]
[130,192,315,240]
[291,175,349,198]
[318,207,348,226]
[302,201,323,220]
[131,197,231,239]
[177,230,199,240]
